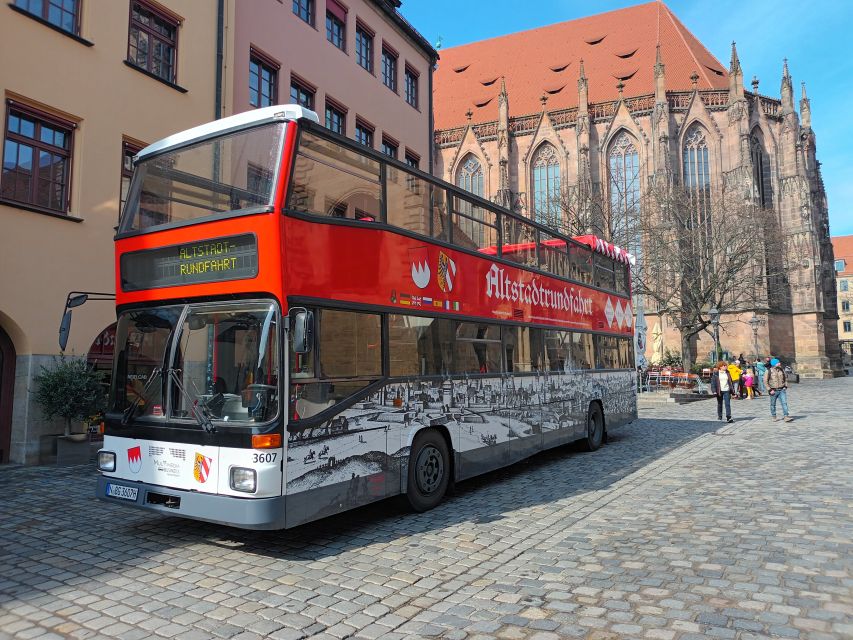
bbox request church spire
[729,41,741,75]
[728,41,744,102]
[577,58,588,115]
[800,81,811,129]
[654,43,666,104]
[781,58,794,114]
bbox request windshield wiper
[122,366,163,425]
[167,368,216,433]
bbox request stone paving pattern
[1,378,851,640]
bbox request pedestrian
[711,361,734,422]
[743,367,754,400]
[754,358,767,396]
[727,360,743,399]
[763,358,792,422]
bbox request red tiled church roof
[433,1,729,130]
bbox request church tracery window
[607,130,641,255]
[455,154,485,247]
[532,143,561,229]
[681,123,713,279]
[750,128,772,208]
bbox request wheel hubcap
[415,445,444,495]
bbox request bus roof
[137,104,319,162]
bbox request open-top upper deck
[116,106,635,335]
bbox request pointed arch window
[682,124,713,279]
[682,124,711,220]
[750,128,772,208]
[532,143,561,229]
[607,131,641,253]
[456,154,485,246]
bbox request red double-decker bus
[96,105,637,529]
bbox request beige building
[0,1,213,464]
[432,2,842,377]
[223,0,437,169]
[832,235,853,362]
[0,0,436,464]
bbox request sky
[400,0,853,237]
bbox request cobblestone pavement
[1,378,851,640]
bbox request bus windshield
[110,300,279,425]
[120,122,286,233]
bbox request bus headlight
[98,451,116,472]
[230,467,256,493]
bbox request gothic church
[432,1,842,377]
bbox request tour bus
[96,104,637,529]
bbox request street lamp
[749,312,761,360]
[709,307,720,363]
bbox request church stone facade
[432,1,842,377]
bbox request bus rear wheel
[582,403,604,452]
[406,429,450,512]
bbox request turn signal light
[252,433,282,449]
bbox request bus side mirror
[291,309,314,354]
[59,310,73,351]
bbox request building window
[326,0,346,50]
[292,0,313,25]
[382,46,397,92]
[120,140,143,221]
[325,100,346,135]
[841,279,849,292]
[607,131,640,255]
[836,259,846,272]
[14,0,80,35]
[405,151,419,169]
[843,301,851,313]
[750,128,773,208]
[356,23,373,73]
[128,1,179,84]
[355,119,373,148]
[405,66,419,108]
[845,321,852,333]
[381,138,398,159]
[532,143,561,229]
[1,103,74,214]
[290,77,314,110]
[249,50,278,108]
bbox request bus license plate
[106,483,138,501]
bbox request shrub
[660,349,683,369]
[33,357,106,437]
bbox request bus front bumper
[96,476,287,530]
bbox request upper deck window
[120,122,285,233]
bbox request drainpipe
[428,60,434,174]
[215,0,224,120]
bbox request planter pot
[56,434,91,466]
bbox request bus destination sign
[120,233,259,291]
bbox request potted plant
[34,356,106,464]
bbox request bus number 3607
[252,452,278,463]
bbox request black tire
[581,403,604,452]
[406,429,450,512]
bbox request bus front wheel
[582,403,604,452]
[406,429,450,512]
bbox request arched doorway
[0,327,15,463]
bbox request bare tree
[634,181,784,370]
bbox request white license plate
[106,483,138,501]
